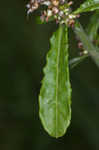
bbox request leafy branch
[26,0,99,138]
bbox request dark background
[0,0,99,150]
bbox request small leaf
[74,0,99,14]
[74,21,99,67]
[39,25,71,138]
[69,55,89,69]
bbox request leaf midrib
[55,26,63,138]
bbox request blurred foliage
[0,0,99,150]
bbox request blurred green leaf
[74,0,99,14]
[39,25,71,138]
[86,10,99,41]
[74,21,99,67]
[69,55,89,69]
[70,11,99,69]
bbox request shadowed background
[0,0,99,150]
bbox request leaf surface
[39,25,71,138]
[74,0,99,14]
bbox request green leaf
[74,0,99,14]
[86,11,99,44]
[39,25,71,138]
[69,55,89,69]
[74,21,99,67]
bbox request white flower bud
[59,11,64,17]
[47,10,52,17]
[52,7,59,14]
[42,1,51,6]
[26,4,30,9]
[69,14,76,19]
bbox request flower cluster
[26,0,79,26]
